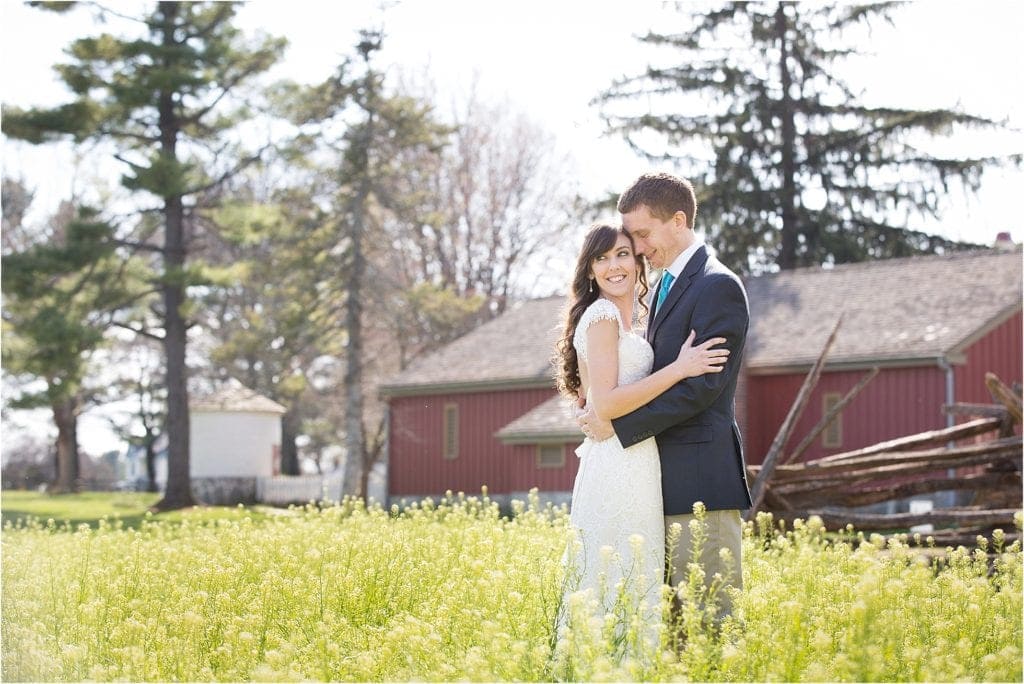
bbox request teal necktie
[656,271,675,310]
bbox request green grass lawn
[0,490,283,530]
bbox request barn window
[442,403,459,459]
[536,444,565,469]
[822,392,843,448]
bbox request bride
[554,223,728,658]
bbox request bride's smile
[591,233,638,304]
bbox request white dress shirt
[662,237,705,282]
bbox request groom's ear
[673,210,690,231]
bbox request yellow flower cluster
[1,495,1020,682]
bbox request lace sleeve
[573,298,622,362]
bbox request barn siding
[745,311,1022,464]
[745,366,948,465]
[734,368,749,445]
[389,311,1021,495]
[507,442,581,493]
[388,387,558,496]
[954,311,1023,404]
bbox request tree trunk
[144,434,159,493]
[342,186,367,498]
[280,407,301,475]
[775,1,799,270]
[359,416,387,501]
[157,212,194,509]
[50,396,80,493]
[360,460,370,502]
[341,57,376,500]
[153,1,194,511]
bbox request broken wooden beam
[751,436,1021,484]
[779,471,1020,509]
[781,367,879,466]
[921,526,1020,548]
[775,507,1020,532]
[986,372,1023,423]
[943,403,1012,420]
[812,416,1003,464]
[747,314,843,518]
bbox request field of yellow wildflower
[2,492,1021,682]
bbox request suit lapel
[646,273,663,341]
[649,246,709,341]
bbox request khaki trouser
[665,508,743,624]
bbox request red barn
[380,297,578,509]
[380,248,1022,509]
[743,248,1022,465]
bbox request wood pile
[745,316,1022,548]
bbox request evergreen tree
[3,2,285,509]
[1,197,125,493]
[594,1,1015,273]
[275,30,453,498]
[200,187,343,475]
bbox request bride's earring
[588,277,595,294]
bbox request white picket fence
[256,471,344,505]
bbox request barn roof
[495,394,582,444]
[745,247,1022,371]
[381,247,1022,394]
[190,384,287,414]
[380,296,565,396]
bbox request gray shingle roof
[745,248,1022,370]
[381,248,1022,393]
[495,394,582,443]
[190,384,287,414]
[380,296,566,395]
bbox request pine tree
[281,30,450,498]
[1,197,125,493]
[201,187,343,476]
[594,2,1016,274]
[3,2,284,509]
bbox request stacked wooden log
[748,412,1021,546]
[745,315,1022,547]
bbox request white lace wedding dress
[559,297,664,655]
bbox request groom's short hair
[617,172,698,228]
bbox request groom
[578,172,752,622]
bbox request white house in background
[119,382,345,505]
[189,383,286,505]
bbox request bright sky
[3,0,1023,240]
[2,0,1023,455]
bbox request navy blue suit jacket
[612,246,753,515]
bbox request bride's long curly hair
[555,223,649,400]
